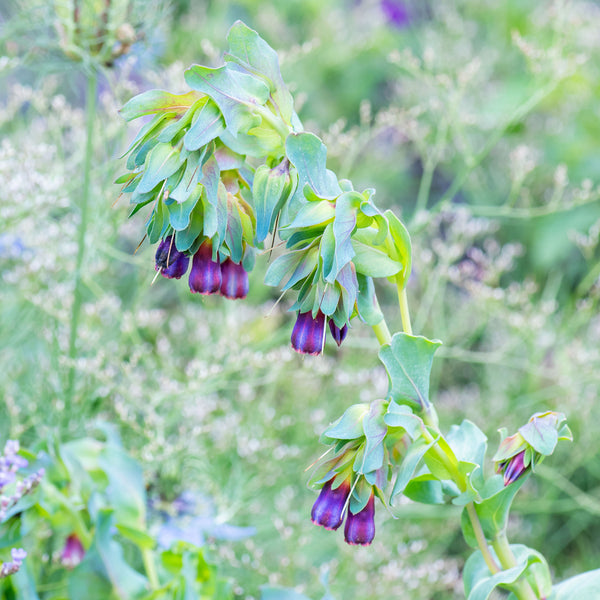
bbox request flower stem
[66,67,98,408]
[397,282,413,335]
[372,319,392,345]
[466,502,500,574]
[492,533,539,600]
[142,547,160,590]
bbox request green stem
[397,283,413,335]
[66,67,98,406]
[372,319,392,345]
[142,546,160,590]
[492,534,539,600]
[466,502,500,574]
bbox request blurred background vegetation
[1,0,599,598]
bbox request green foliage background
[1,0,599,598]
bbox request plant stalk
[66,67,98,407]
[397,283,413,335]
[372,319,392,345]
[492,533,539,600]
[142,546,160,589]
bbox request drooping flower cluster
[311,472,376,546]
[61,534,85,569]
[155,237,249,299]
[309,401,392,546]
[118,22,411,355]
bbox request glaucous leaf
[321,403,369,443]
[379,333,442,411]
[183,98,226,151]
[225,21,294,123]
[184,64,270,136]
[120,89,199,121]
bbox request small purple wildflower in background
[219,258,249,299]
[0,440,44,522]
[291,310,326,355]
[0,548,26,579]
[344,490,376,546]
[61,534,85,569]
[380,0,411,28]
[189,241,222,294]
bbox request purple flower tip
[220,258,249,299]
[328,320,348,347]
[189,242,222,295]
[155,236,190,279]
[61,533,85,569]
[291,310,326,355]
[311,478,351,531]
[344,491,375,546]
[503,450,528,486]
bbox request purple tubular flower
[328,320,348,347]
[311,477,351,531]
[61,533,85,569]
[189,242,222,295]
[155,236,189,279]
[502,450,527,486]
[220,258,249,299]
[291,310,326,355]
[344,491,375,546]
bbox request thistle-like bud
[311,477,351,531]
[155,236,189,279]
[189,242,222,295]
[291,310,326,355]
[344,490,375,546]
[220,259,249,299]
[328,320,348,347]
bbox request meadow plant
[113,21,597,599]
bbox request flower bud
[344,490,375,546]
[311,477,351,531]
[220,258,249,299]
[155,236,190,279]
[328,320,348,347]
[61,533,85,569]
[499,450,528,486]
[189,242,222,294]
[291,310,326,355]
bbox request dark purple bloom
[291,310,326,355]
[501,450,528,486]
[311,477,351,531]
[61,534,85,569]
[155,236,189,279]
[380,0,411,28]
[328,320,348,347]
[220,258,249,299]
[344,491,375,546]
[189,242,222,295]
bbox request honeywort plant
[116,21,597,600]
